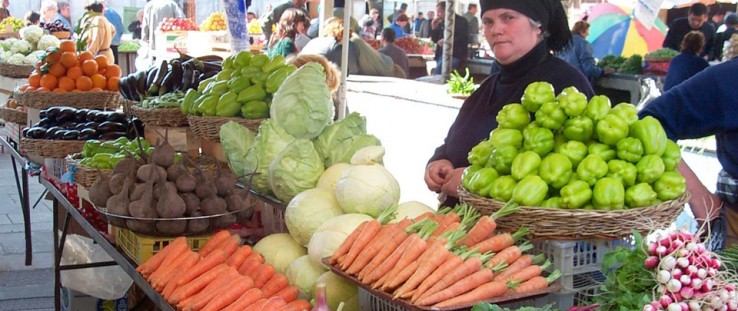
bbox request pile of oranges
[19,40,121,93]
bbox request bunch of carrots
[329,203,561,308]
[135,230,311,311]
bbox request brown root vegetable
[153,181,176,201]
[187,211,210,234]
[166,159,185,182]
[224,192,244,213]
[175,171,196,193]
[129,183,146,201]
[200,195,227,215]
[215,168,237,197]
[107,177,133,217]
[151,129,175,168]
[156,182,186,218]
[128,179,157,218]
[211,214,237,229]
[180,192,200,216]
[195,173,217,199]
[108,172,128,195]
[136,164,161,183]
[126,219,156,235]
[155,220,187,235]
[112,156,138,175]
[89,170,112,207]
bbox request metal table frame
[1,135,33,266]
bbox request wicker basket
[0,63,34,79]
[14,89,121,110]
[458,187,690,240]
[20,138,86,158]
[188,115,264,142]
[0,107,27,124]
[51,31,71,39]
[130,106,188,127]
[66,154,113,188]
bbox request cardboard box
[143,125,200,157]
[60,287,128,311]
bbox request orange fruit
[104,65,121,79]
[18,84,30,91]
[66,66,82,80]
[40,74,58,90]
[53,88,67,93]
[76,76,92,91]
[35,87,48,92]
[106,77,119,91]
[58,76,75,91]
[59,40,75,53]
[48,62,66,77]
[35,61,42,72]
[45,50,62,63]
[28,73,41,87]
[94,55,109,70]
[82,60,99,76]
[60,52,78,68]
[90,87,103,92]
[91,74,107,89]
[78,51,94,63]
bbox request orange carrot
[393,239,452,299]
[226,245,253,268]
[242,298,268,311]
[198,230,232,257]
[362,232,414,284]
[458,203,519,247]
[507,271,560,294]
[416,268,495,306]
[146,239,189,281]
[341,220,381,270]
[347,221,404,275]
[221,288,263,311]
[137,237,185,276]
[200,275,256,311]
[492,254,543,282]
[239,258,262,276]
[170,264,231,304]
[251,263,276,289]
[434,280,510,307]
[473,227,528,254]
[357,219,416,281]
[245,252,265,264]
[162,252,200,299]
[498,261,550,284]
[217,234,242,258]
[184,268,240,311]
[151,250,196,289]
[175,249,227,287]
[413,211,435,222]
[440,211,461,227]
[381,260,419,292]
[488,242,532,269]
[261,274,289,297]
[277,299,312,311]
[261,296,287,310]
[271,286,299,303]
[412,248,491,302]
[379,234,427,289]
[330,221,367,265]
[433,221,461,237]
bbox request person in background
[557,20,613,87]
[84,1,115,62]
[261,0,308,43]
[0,0,10,24]
[709,5,725,31]
[54,2,73,31]
[663,31,709,91]
[430,1,469,74]
[40,0,58,24]
[663,3,715,59]
[419,10,433,38]
[379,27,409,78]
[463,3,480,45]
[247,12,256,23]
[425,0,593,206]
[413,12,425,36]
[301,17,360,75]
[713,13,738,61]
[360,8,380,37]
[404,14,413,34]
[24,11,41,26]
[101,0,125,64]
[128,9,143,40]
[390,13,410,39]
[267,8,310,58]
[638,58,738,249]
[142,0,184,51]
[360,19,377,40]
[388,3,408,25]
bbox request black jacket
[430,14,470,61]
[663,17,716,58]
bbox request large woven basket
[458,187,690,240]
[130,105,188,127]
[187,115,264,142]
[20,138,86,159]
[0,107,27,124]
[14,89,121,110]
[66,154,113,189]
[0,63,34,78]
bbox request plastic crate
[113,226,211,264]
[257,196,287,235]
[548,270,606,309]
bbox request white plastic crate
[358,288,558,311]
[548,270,606,309]
[258,198,287,235]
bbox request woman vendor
[424,0,595,207]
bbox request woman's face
[482,8,542,65]
[296,21,306,34]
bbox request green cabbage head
[285,187,344,246]
[242,120,295,194]
[271,62,334,139]
[314,112,382,166]
[253,233,306,274]
[268,139,325,203]
[219,121,255,179]
[285,255,326,299]
[314,272,359,311]
[307,213,372,267]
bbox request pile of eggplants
[118,54,223,102]
[22,107,144,141]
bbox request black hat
[480,0,571,51]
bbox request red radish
[667,279,682,293]
[661,256,677,270]
[680,275,691,285]
[672,268,683,280]
[657,270,671,284]
[687,265,698,277]
[698,268,708,279]
[644,304,656,311]
[688,301,700,311]
[645,256,660,269]
[660,295,672,307]
[650,243,659,255]
[703,278,715,292]
[681,286,695,299]
[657,246,668,256]
[660,237,672,247]
[677,257,689,269]
[692,278,703,290]
[667,302,681,311]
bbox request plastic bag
[60,234,133,300]
[135,41,154,72]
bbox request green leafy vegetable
[595,231,656,311]
[447,68,477,95]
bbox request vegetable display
[157,18,199,32]
[0,17,25,32]
[645,48,679,60]
[136,230,310,310]
[200,12,226,31]
[471,303,561,311]
[447,68,477,96]
[597,54,644,74]
[22,107,139,141]
[78,137,153,169]
[463,82,686,210]
[0,25,61,66]
[118,54,222,102]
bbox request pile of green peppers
[79,137,153,169]
[180,51,297,119]
[462,83,686,210]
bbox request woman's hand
[425,159,453,192]
[441,167,466,198]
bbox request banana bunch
[200,12,227,31]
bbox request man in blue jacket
[663,3,715,59]
[102,0,125,64]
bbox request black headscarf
[480,0,571,52]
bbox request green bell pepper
[511,151,541,181]
[487,145,518,175]
[222,55,235,70]
[560,180,593,209]
[554,133,567,151]
[653,171,686,201]
[250,54,269,69]
[109,153,126,168]
[461,165,483,190]
[468,140,494,167]
[596,114,629,146]
[588,142,616,162]
[206,80,230,96]
[512,175,549,206]
[181,88,201,115]
[496,103,530,130]
[227,76,251,94]
[216,91,240,117]
[630,116,668,156]
[234,51,253,68]
[534,101,567,130]
[616,137,644,163]
[584,95,611,123]
[557,141,588,168]
[250,71,268,85]
[237,84,267,103]
[541,197,561,208]
[100,141,120,150]
[265,66,293,93]
[91,153,113,167]
[262,54,286,72]
[539,153,573,188]
[525,121,540,131]
[592,177,625,210]
[562,115,594,142]
[241,100,269,119]
[662,140,681,171]
[197,76,216,93]
[557,86,588,117]
[607,159,637,187]
[577,154,609,186]
[490,175,517,202]
[82,140,102,158]
[523,127,554,157]
[216,69,235,81]
[196,94,219,116]
[125,138,150,154]
[625,183,658,208]
[489,128,523,149]
[610,103,639,126]
[79,157,94,166]
[240,66,262,79]
[636,155,665,184]
[113,137,129,147]
[467,167,499,197]
[521,81,555,113]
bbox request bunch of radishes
[642,230,738,311]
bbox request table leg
[53,199,60,310]
[10,151,32,266]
